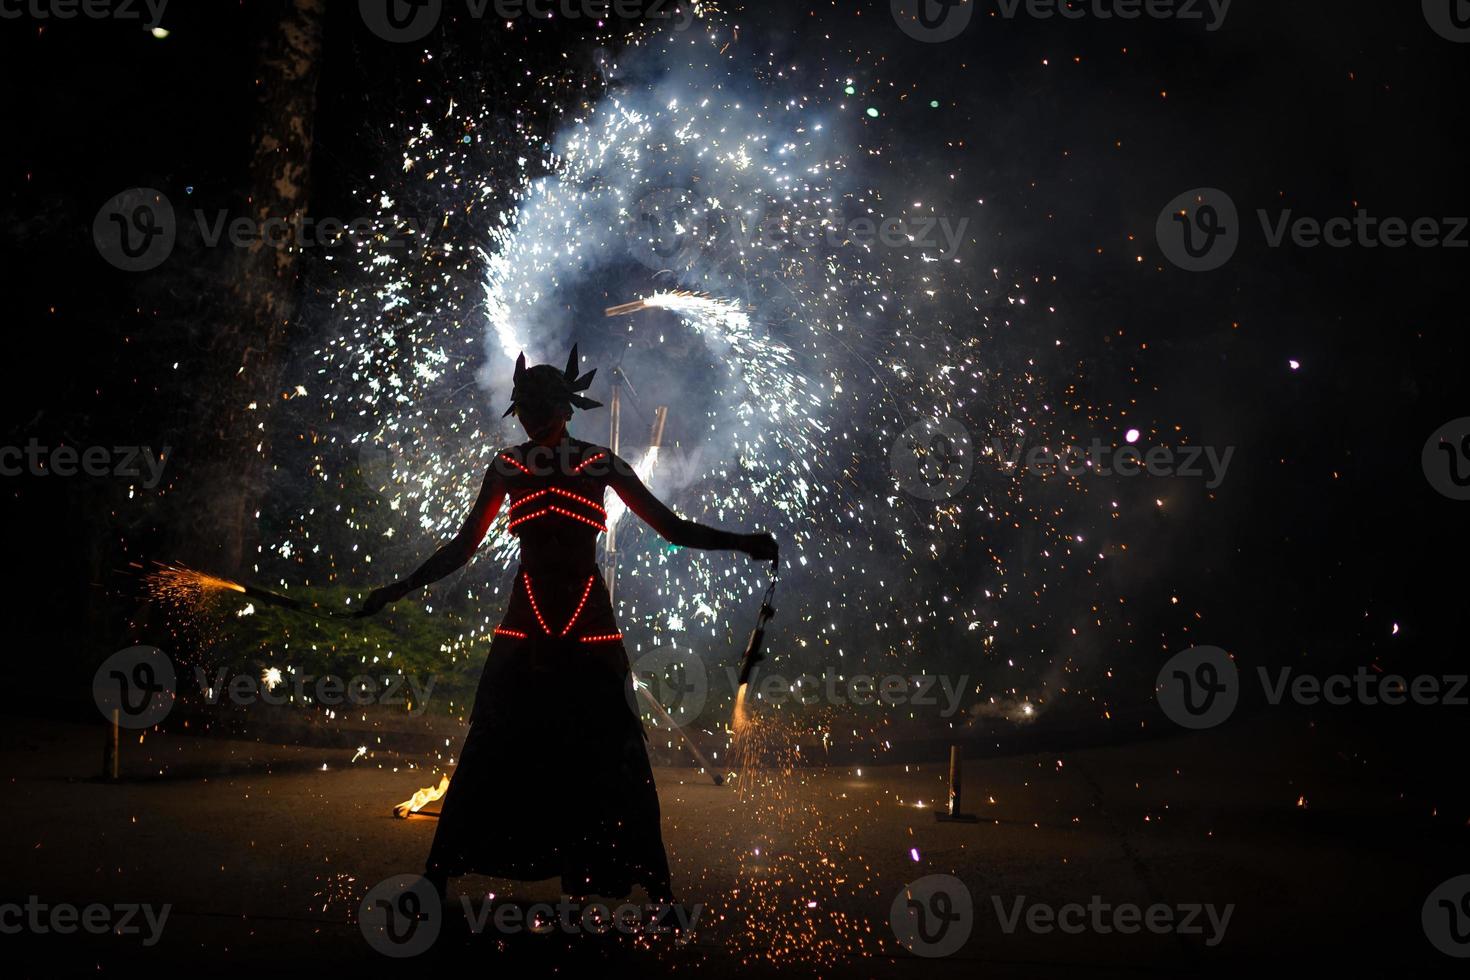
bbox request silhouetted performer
[361,348,777,902]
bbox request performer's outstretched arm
[608,454,777,560]
[358,467,507,615]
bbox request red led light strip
[573,452,606,473]
[523,572,553,635]
[493,627,528,639]
[508,487,607,516]
[521,573,598,637]
[559,576,596,637]
[578,633,623,643]
[506,506,607,533]
[498,453,534,475]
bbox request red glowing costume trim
[560,575,596,637]
[490,445,632,649]
[518,572,599,640]
[498,453,535,476]
[506,505,608,534]
[508,486,608,516]
[573,451,606,473]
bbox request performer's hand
[356,580,413,618]
[743,532,778,563]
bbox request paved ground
[1,708,1465,977]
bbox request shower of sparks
[226,7,1163,965]
[708,708,892,968]
[143,562,246,612]
[294,12,1114,699]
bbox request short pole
[104,708,120,781]
[935,743,977,823]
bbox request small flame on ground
[393,775,450,818]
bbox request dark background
[3,0,1468,832]
[4,1,1470,975]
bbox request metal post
[935,743,978,822]
[103,708,120,781]
[605,382,622,600]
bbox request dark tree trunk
[181,0,324,576]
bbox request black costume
[390,349,758,899]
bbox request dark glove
[356,580,414,618]
[743,532,778,563]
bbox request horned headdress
[501,345,602,418]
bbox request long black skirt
[425,570,672,899]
